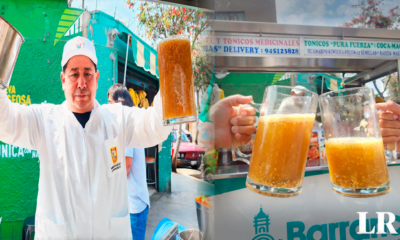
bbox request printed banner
[212,166,400,240]
[204,35,300,57]
[304,38,400,58]
[1,143,39,159]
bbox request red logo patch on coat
[110,146,118,164]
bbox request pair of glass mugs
[232,86,391,198]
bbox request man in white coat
[0,36,256,239]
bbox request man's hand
[209,95,257,149]
[376,100,400,148]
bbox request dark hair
[107,83,134,107]
[62,59,97,73]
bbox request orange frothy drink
[157,36,196,123]
[325,137,390,193]
[247,114,315,196]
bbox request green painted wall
[0,0,67,40]
[158,135,172,192]
[0,1,76,239]
[87,12,117,104]
[216,73,289,103]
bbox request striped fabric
[54,8,83,46]
[271,73,285,85]
[129,36,159,78]
[64,14,83,37]
[327,78,339,90]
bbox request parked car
[171,128,205,169]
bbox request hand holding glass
[320,87,390,197]
[233,86,319,197]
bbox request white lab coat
[0,90,172,239]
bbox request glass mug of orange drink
[320,87,390,197]
[232,86,319,197]
[157,35,197,125]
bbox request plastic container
[151,218,187,240]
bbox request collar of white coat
[61,99,100,113]
[60,100,120,139]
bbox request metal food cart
[194,20,400,240]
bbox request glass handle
[381,108,398,163]
[386,142,397,163]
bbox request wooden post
[171,125,182,173]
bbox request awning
[54,8,83,45]
[315,73,342,90]
[117,33,159,78]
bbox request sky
[276,0,399,27]
[72,0,400,27]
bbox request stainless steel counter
[192,161,400,181]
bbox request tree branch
[382,76,391,93]
[373,80,385,98]
[191,20,211,48]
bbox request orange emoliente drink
[247,114,315,197]
[157,35,196,124]
[325,137,390,196]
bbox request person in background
[276,85,308,114]
[107,84,149,240]
[291,85,307,96]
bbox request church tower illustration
[254,206,270,234]
[252,206,275,240]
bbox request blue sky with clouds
[276,0,399,26]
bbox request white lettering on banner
[305,39,400,58]
[2,144,7,158]
[18,147,24,157]
[204,35,300,57]
[0,143,38,159]
[212,166,400,240]
[12,146,17,157]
